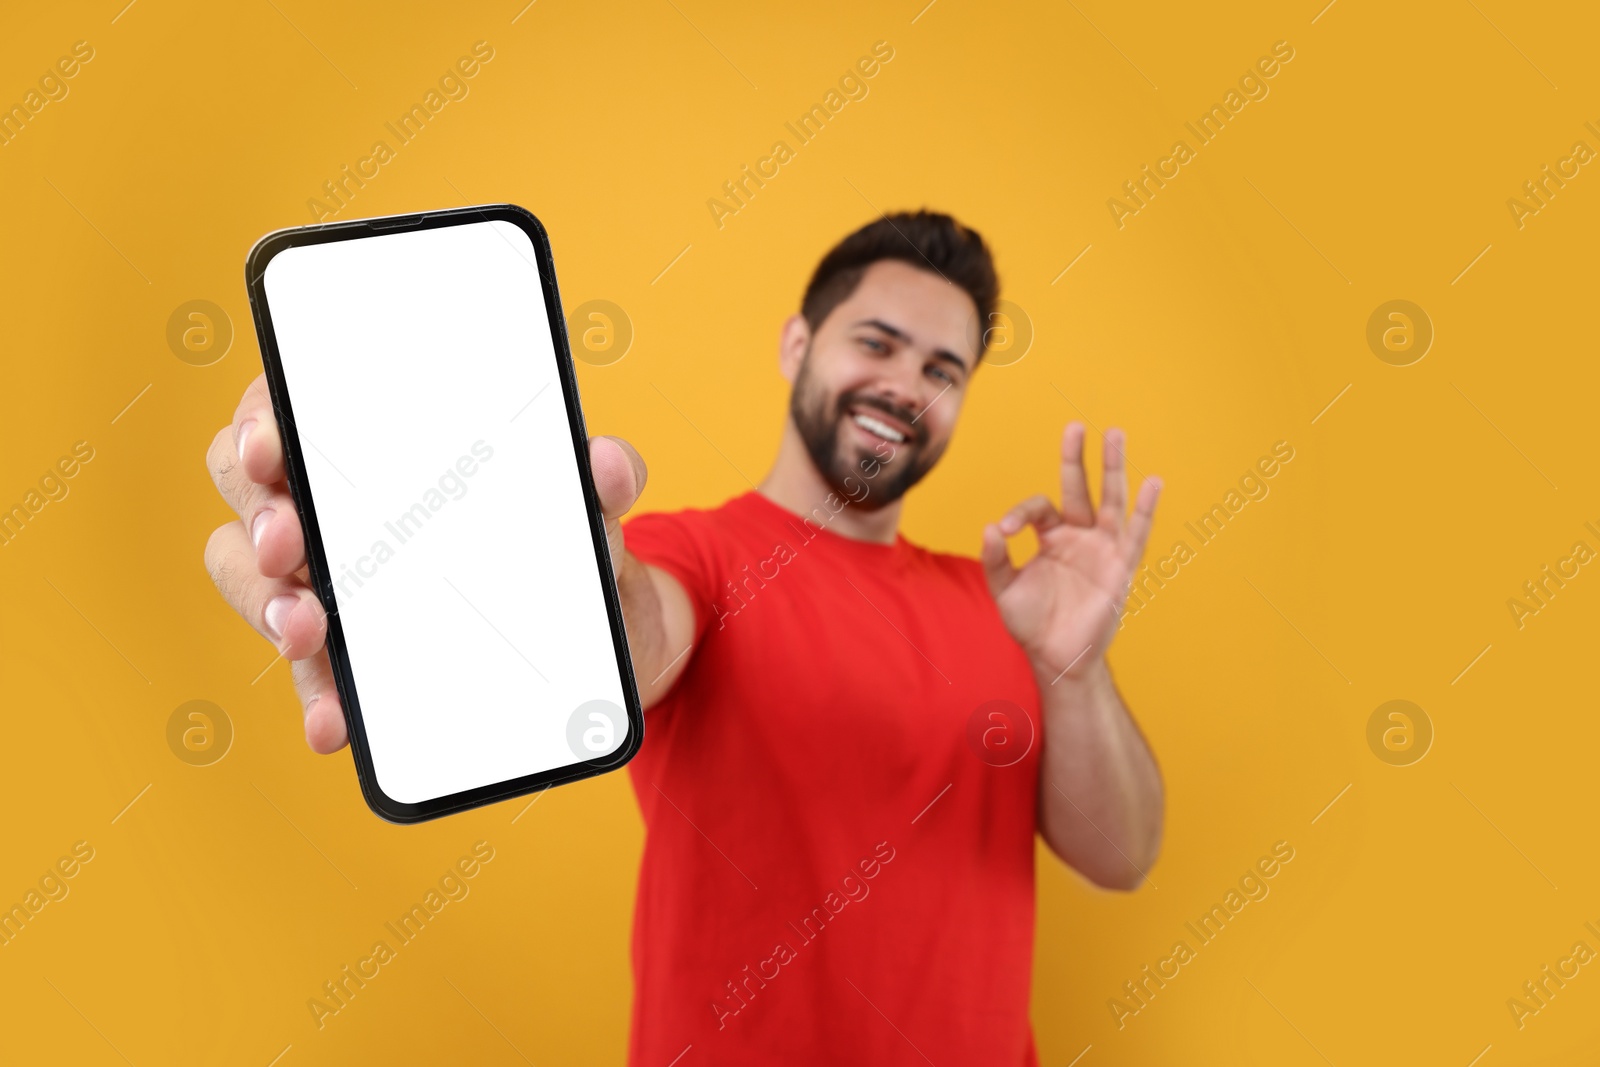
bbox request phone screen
[252,209,637,819]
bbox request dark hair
[800,209,1000,365]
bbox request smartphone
[243,204,643,823]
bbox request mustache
[839,393,924,445]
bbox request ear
[778,312,810,385]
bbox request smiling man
[205,209,1164,1065]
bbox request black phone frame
[243,203,644,824]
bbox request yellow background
[1,0,1596,1063]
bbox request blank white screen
[262,219,628,806]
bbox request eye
[926,364,953,383]
[858,336,888,353]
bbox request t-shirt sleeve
[620,509,720,648]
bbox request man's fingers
[207,426,306,577]
[208,375,341,757]
[205,521,328,660]
[207,424,252,514]
[997,494,1062,538]
[1097,427,1129,532]
[1058,422,1094,525]
[249,493,308,578]
[233,373,286,485]
[1124,476,1162,569]
[290,654,349,754]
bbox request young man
[205,209,1165,1065]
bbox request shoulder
[621,494,777,628]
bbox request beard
[787,345,947,512]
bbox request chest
[692,545,1042,782]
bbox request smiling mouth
[848,408,911,444]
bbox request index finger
[232,373,286,485]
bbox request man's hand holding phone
[203,373,652,757]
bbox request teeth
[852,412,906,443]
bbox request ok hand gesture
[980,423,1161,682]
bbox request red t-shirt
[620,490,1044,1066]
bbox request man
[205,209,1165,1064]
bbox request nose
[869,353,926,421]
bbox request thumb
[590,435,647,520]
[980,523,1017,599]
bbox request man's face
[786,259,981,510]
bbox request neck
[756,418,902,545]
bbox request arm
[203,374,696,754]
[1033,656,1163,889]
[980,422,1165,890]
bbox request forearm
[1034,657,1164,889]
[616,549,691,711]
